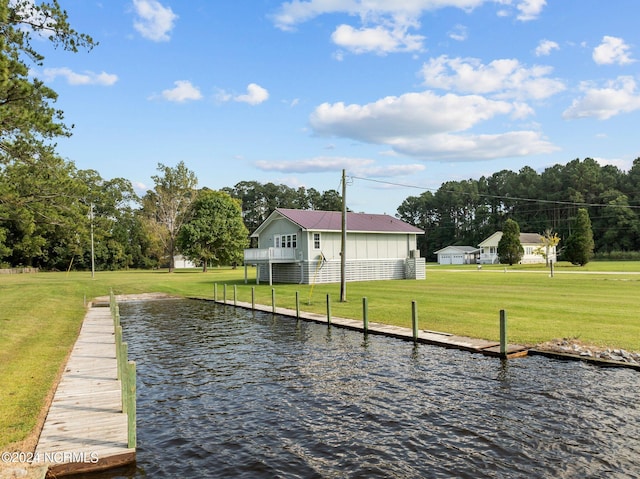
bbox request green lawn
[1,263,639,449]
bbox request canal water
[106,298,639,478]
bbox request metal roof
[268,208,424,234]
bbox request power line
[349,175,640,210]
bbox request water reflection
[86,299,640,478]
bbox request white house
[478,232,557,264]
[173,255,197,269]
[243,208,425,285]
[434,246,480,265]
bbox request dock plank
[33,306,135,477]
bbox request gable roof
[252,208,424,237]
[478,231,542,247]
[434,245,480,254]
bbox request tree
[497,219,523,265]
[0,0,95,165]
[177,189,248,272]
[141,162,198,272]
[564,208,595,266]
[534,228,561,267]
[0,1,96,268]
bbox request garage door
[439,254,452,264]
[452,254,464,264]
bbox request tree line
[397,158,640,261]
[1,2,639,271]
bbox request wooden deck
[33,305,135,477]
[214,298,529,359]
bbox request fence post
[127,361,137,448]
[214,283,218,302]
[120,342,128,411]
[233,285,237,306]
[115,326,123,380]
[295,291,300,318]
[412,301,418,342]
[223,284,227,304]
[363,297,369,334]
[251,287,255,310]
[326,294,331,325]
[272,288,276,313]
[500,309,507,358]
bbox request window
[313,233,321,249]
[279,234,297,248]
[274,236,280,248]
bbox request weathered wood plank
[33,306,135,477]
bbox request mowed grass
[1,263,639,449]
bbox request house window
[280,234,297,248]
[313,233,321,249]
[275,236,281,248]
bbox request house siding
[257,257,425,284]
[246,208,425,285]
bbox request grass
[1,262,639,449]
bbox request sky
[33,0,640,214]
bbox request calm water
[98,299,639,478]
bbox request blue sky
[36,0,640,214]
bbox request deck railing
[244,247,300,262]
[110,291,137,449]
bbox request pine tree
[564,208,594,266]
[497,218,523,265]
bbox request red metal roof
[275,208,424,234]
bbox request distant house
[434,246,480,265]
[478,232,556,264]
[243,208,425,285]
[173,255,197,269]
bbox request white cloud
[516,0,546,21]
[331,24,424,54]
[256,156,375,173]
[43,67,118,86]
[272,1,488,31]
[132,0,178,42]
[593,36,635,65]
[159,80,202,102]
[563,76,640,120]
[311,91,513,141]
[535,39,559,57]
[420,55,565,100]
[309,90,558,161]
[448,24,468,42]
[271,0,490,56]
[391,131,557,160]
[234,83,270,105]
[254,156,426,177]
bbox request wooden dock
[33,305,135,477]
[213,298,529,359]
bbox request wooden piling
[272,288,276,313]
[500,309,507,358]
[363,297,369,334]
[326,294,331,325]
[412,301,418,342]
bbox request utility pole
[90,203,95,279]
[340,169,347,302]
